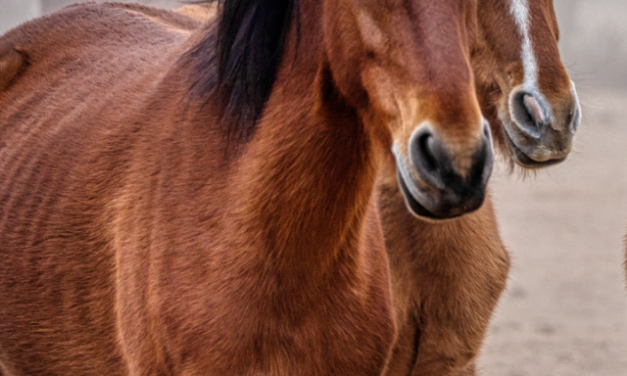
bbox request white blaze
[510,0,538,89]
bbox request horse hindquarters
[380,187,510,376]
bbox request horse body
[0,3,395,375]
[0,0,493,375]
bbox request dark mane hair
[189,0,297,142]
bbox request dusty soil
[480,88,627,376]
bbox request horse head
[473,0,580,168]
[323,0,493,220]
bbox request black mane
[190,0,296,142]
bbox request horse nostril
[510,91,545,138]
[402,125,493,219]
[523,94,546,125]
[417,133,438,173]
[409,127,448,190]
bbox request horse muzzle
[504,82,580,168]
[393,122,494,220]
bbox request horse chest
[114,241,397,376]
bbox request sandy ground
[1,1,626,375]
[480,88,627,376]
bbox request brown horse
[381,1,581,375]
[0,1,492,375]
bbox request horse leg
[407,325,478,376]
[380,182,509,376]
[405,200,508,376]
[459,362,477,376]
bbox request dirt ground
[480,88,627,376]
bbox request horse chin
[502,128,566,169]
[396,171,463,222]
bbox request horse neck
[229,2,383,279]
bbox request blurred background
[1,1,626,375]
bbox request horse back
[0,4,208,375]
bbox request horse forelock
[189,0,297,143]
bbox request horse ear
[0,48,27,92]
